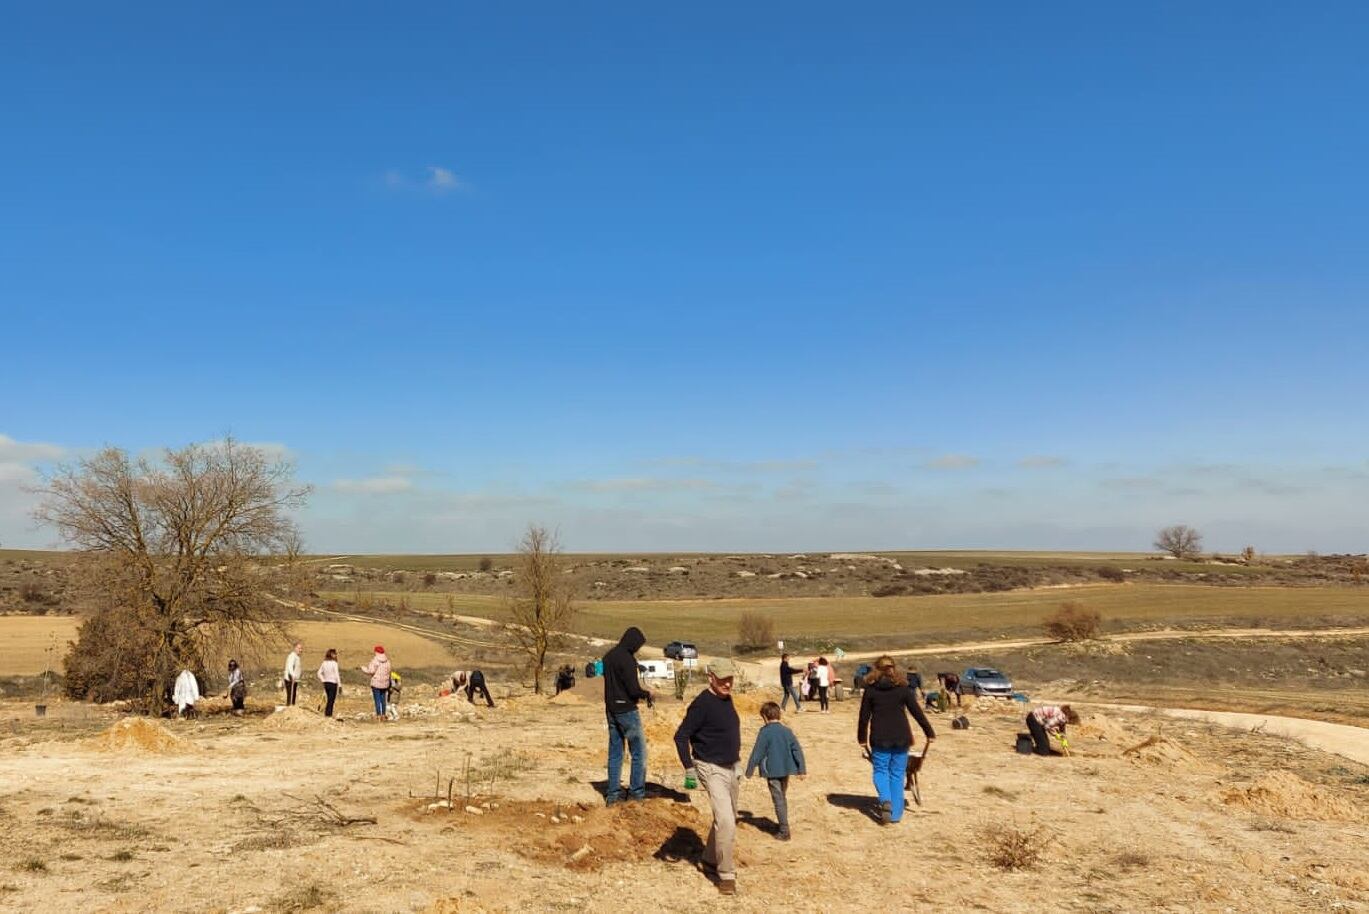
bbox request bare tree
[35,439,310,709]
[1154,524,1203,560]
[508,525,576,694]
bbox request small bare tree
[1154,525,1203,560]
[509,525,576,694]
[737,611,775,650]
[36,439,310,709]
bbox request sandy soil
[1,686,1366,913]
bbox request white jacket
[173,670,200,712]
[284,650,302,682]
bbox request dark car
[663,641,698,660]
[958,667,1014,697]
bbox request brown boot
[718,879,736,896]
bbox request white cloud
[380,166,468,195]
[0,434,64,463]
[426,165,463,192]
[925,454,980,470]
[1017,455,1067,469]
[332,475,414,494]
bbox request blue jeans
[606,709,647,801]
[871,746,910,822]
[780,683,802,712]
[371,686,387,716]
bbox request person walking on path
[360,645,392,721]
[226,659,246,715]
[317,648,340,717]
[283,642,303,707]
[1026,704,1079,756]
[173,669,200,718]
[816,656,832,713]
[602,627,654,804]
[675,658,743,896]
[778,654,802,712]
[857,655,936,825]
[744,701,806,841]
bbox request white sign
[777,640,784,651]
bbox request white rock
[735,570,756,578]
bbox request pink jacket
[362,653,392,689]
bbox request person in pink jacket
[360,645,392,720]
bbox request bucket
[952,715,970,730]
[1015,733,1034,755]
[34,704,47,718]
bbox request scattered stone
[568,845,593,864]
[465,805,484,816]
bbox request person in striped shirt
[1027,704,1080,756]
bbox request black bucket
[1015,733,1034,754]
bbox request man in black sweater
[675,657,742,896]
[603,626,654,804]
[778,652,802,712]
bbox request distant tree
[36,440,310,708]
[1043,602,1102,641]
[1154,525,1203,560]
[509,525,576,694]
[1240,545,1257,564]
[478,556,494,572]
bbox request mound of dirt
[1219,771,1365,822]
[86,717,195,754]
[548,689,585,705]
[427,796,708,872]
[730,689,781,716]
[259,705,338,732]
[1122,734,1216,770]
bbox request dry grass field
[0,615,80,674]
[323,582,1369,651]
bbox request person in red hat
[360,645,392,720]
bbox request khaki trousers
[695,759,741,881]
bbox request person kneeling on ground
[675,658,742,896]
[453,669,495,708]
[745,701,806,841]
[858,655,936,826]
[1026,704,1079,756]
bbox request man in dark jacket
[602,626,653,804]
[778,653,802,712]
[675,658,743,896]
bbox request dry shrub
[982,822,1054,870]
[1044,601,1101,641]
[737,611,774,650]
[1096,564,1125,582]
[478,557,494,572]
[423,572,438,587]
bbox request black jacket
[779,659,799,688]
[858,676,936,749]
[674,688,741,768]
[603,627,651,713]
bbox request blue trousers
[871,746,910,822]
[780,683,802,712]
[371,686,388,716]
[606,709,647,801]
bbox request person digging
[675,658,743,896]
[1026,704,1080,756]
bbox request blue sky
[3,2,1368,553]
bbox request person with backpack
[744,701,806,841]
[360,645,392,721]
[858,655,936,825]
[602,627,654,804]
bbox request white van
[636,659,675,679]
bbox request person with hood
[857,655,936,825]
[172,669,200,718]
[283,642,303,707]
[360,645,392,721]
[226,659,246,715]
[602,626,654,804]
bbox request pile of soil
[548,689,585,705]
[1122,734,1215,770]
[86,717,195,754]
[1219,770,1365,822]
[429,797,708,872]
[259,705,338,732]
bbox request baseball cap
[706,658,737,678]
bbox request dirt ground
[1,683,1366,913]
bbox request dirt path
[1067,701,1369,766]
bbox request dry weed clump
[981,822,1054,871]
[1043,601,1102,641]
[737,610,775,650]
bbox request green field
[321,582,1369,651]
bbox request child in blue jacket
[745,701,806,840]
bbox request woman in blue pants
[857,655,936,825]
